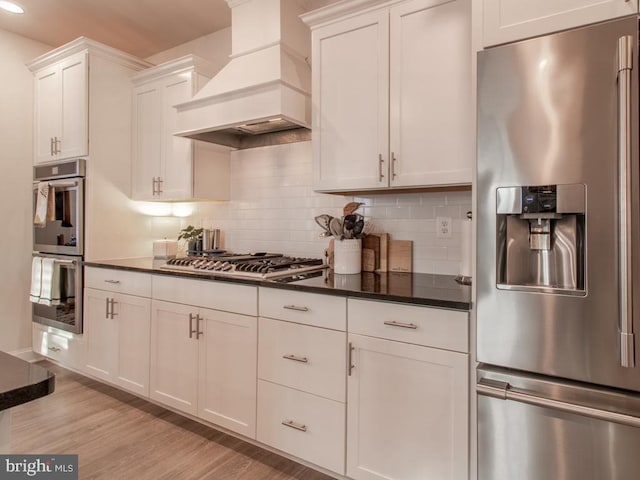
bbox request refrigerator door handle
[478,377,640,428]
[617,34,635,368]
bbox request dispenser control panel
[522,186,556,213]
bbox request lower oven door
[31,253,83,334]
[477,365,640,480]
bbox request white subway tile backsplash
[185,141,472,274]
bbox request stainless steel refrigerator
[477,16,640,479]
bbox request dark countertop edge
[0,352,55,411]
[1,376,55,411]
[262,280,471,311]
[83,260,471,311]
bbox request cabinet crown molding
[132,55,218,86]
[27,36,152,73]
[301,0,400,27]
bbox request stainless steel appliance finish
[31,253,83,334]
[32,158,85,333]
[33,159,85,256]
[477,16,640,389]
[477,16,640,479]
[477,366,640,480]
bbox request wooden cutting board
[388,240,412,272]
[377,233,389,272]
[362,235,380,271]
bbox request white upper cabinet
[303,0,472,193]
[131,56,230,201]
[483,0,638,47]
[29,38,152,165]
[33,51,88,163]
[310,9,389,191]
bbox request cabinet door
[149,300,198,415]
[312,9,389,192]
[34,65,60,164]
[160,75,194,200]
[113,292,151,397]
[131,83,162,200]
[84,288,117,381]
[389,0,472,188]
[198,308,257,438]
[34,51,89,164]
[58,51,88,160]
[483,0,637,47]
[347,334,469,480]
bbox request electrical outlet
[436,216,452,239]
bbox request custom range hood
[174,0,311,149]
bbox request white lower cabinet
[32,323,84,370]
[257,287,347,474]
[198,307,257,437]
[83,267,152,397]
[346,333,469,480]
[149,299,199,414]
[257,380,346,475]
[56,269,470,479]
[84,288,151,396]
[150,278,258,439]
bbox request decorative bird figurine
[343,201,364,216]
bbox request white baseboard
[8,348,41,363]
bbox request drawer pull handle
[104,279,121,284]
[281,420,307,432]
[283,305,309,312]
[282,354,309,364]
[48,346,61,352]
[384,320,418,329]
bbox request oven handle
[478,377,640,428]
[33,255,79,265]
[32,180,80,190]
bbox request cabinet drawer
[152,275,257,316]
[257,380,345,475]
[258,318,346,402]
[32,323,84,369]
[348,299,468,352]
[259,288,346,330]
[85,267,151,298]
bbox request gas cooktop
[160,252,327,279]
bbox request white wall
[145,27,231,69]
[0,29,51,353]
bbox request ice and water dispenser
[496,184,586,294]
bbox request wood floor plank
[9,362,337,480]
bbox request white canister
[334,238,362,274]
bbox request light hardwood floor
[10,362,337,480]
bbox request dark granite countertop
[84,257,471,311]
[0,351,55,411]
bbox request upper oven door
[33,177,84,255]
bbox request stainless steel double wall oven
[32,159,85,333]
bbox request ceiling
[0,0,233,58]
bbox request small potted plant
[178,225,203,253]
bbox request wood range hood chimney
[174,0,312,149]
